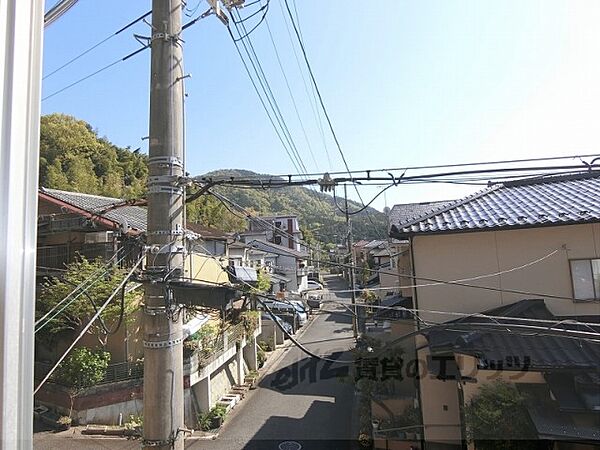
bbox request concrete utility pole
[344,184,359,339]
[143,1,186,449]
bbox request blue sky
[42,0,600,210]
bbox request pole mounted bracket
[148,156,184,169]
[143,336,185,349]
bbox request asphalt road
[33,275,359,450]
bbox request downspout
[409,236,426,449]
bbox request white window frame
[570,258,600,301]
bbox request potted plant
[56,415,72,431]
[210,405,227,429]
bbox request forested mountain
[199,169,388,243]
[39,114,148,199]
[39,114,387,244]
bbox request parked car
[305,280,324,291]
[306,293,322,310]
[287,300,308,325]
[260,312,293,335]
[260,301,303,330]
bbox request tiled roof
[424,299,600,370]
[388,200,451,228]
[390,171,600,238]
[41,188,147,232]
[245,239,309,259]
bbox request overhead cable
[44,9,152,80]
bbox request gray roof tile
[390,171,600,237]
[388,200,451,228]
[41,188,148,232]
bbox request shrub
[465,381,537,449]
[197,405,228,431]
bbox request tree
[186,193,246,232]
[39,113,148,199]
[465,381,538,450]
[55,347,110,418]
[36,257,140,345]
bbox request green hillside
[39,114,388,244]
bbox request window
[570,259,600,300]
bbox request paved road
[189,274,359,450]
[33,275,358,450]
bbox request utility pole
[344,184,358,339]
[143,1,186,449]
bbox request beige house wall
[411,223,600,322]
[184,253,230,285]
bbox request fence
[194,322,247,368]
[34,360,144,387]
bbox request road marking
[278,441,302,450]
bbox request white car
[306,280,324,291]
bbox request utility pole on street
[143,1,186,449]
[344,184,359,339]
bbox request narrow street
[33,275,359,450]
[188,274,359,450]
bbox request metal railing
[190,322,247,369]
[34,360,144,387]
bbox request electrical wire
[43,9,152,80]
[186,198,590,305]
[277,0,332,170]
[42,44,150,102]
[230,0,270,42]
[42,7,211,102]
[227,26,302,175]
[282,0,376,227]
[197,153,600,180]
[321,299,600,331]
[230,7,310,177]
[34,255,145,394]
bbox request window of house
[570,259,600,300]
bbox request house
[35,188,259,427]
[243,214,304,252]
[244,238,310,292]
[386,171,600,448]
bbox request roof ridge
[503,170,600,188]
[42,187,122,202]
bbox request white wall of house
[411,223,600,322]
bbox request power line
[277,0,332,169]
[282,0,375,226]
[230,7,310,177]
[42,10,211,102]
[227,24,302,175]
[263,15,319,170]
[323,299,600,332]
[42,44,150,102]
[211,152,600,180]
[43,9,152,80]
